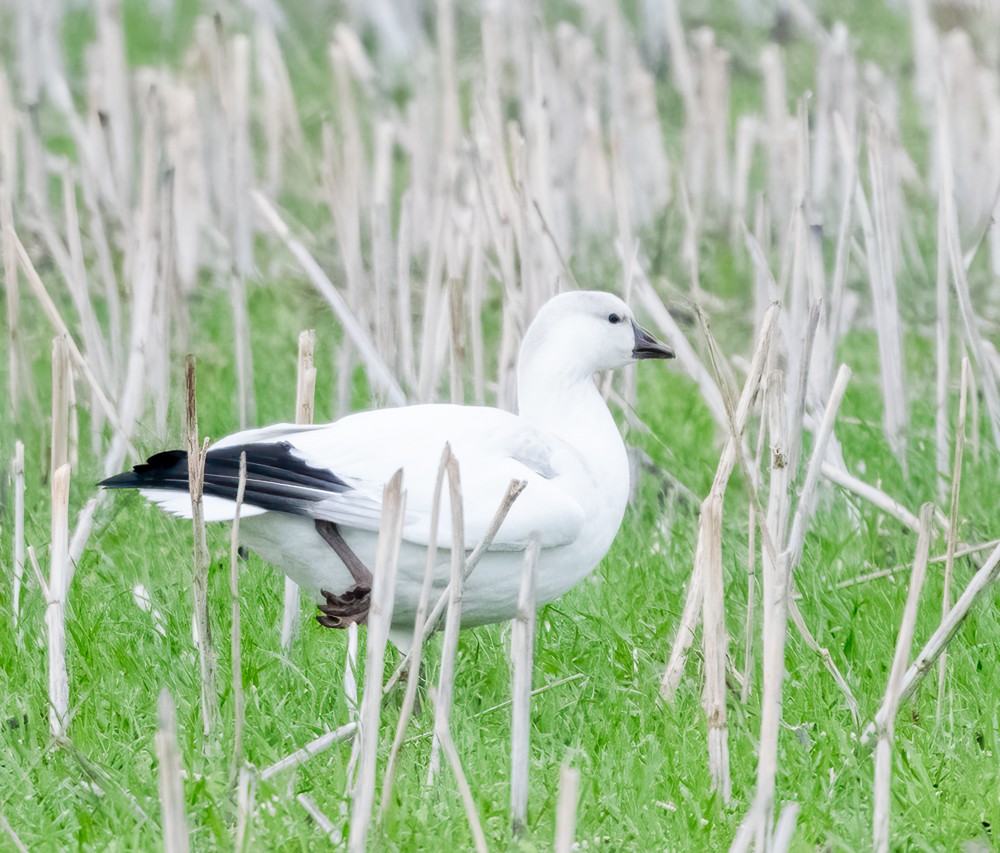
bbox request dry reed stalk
[661,303,779,701]
[699,494,731,803]
[448,278,465,404]
[381,446,450,817]
[555,763,581,853]
[856,121,908,468]
[233,765,257,852]
[862,537,1000,746]
[934,103,952,503]
[228,36,255,430]
[230,453,248,779]
[259,722,358,781]
[741,395,770,701]
[873,504,933,853]
[95,0,132,202]
[60,164,113,392]
[383,478,527,694]
[0,69,19,421]
[111,82,161,465]
[771,802,800,853]
[156,689,191,853]
[253,191,406,406]
[633,275,727,431]
[0,813,27,853]
[820,463,921,531]
[185,356,218,736]
[427,453,466,785]
[343,621,361,796]
[50,336,70,477]
[395,192,416,388]
[833,539,1000,590]
[254,21,303,196]
[281,330,317,651]
[946,197,1000,452]
[296,793,340,844]
[741,372,792,850]
[510,535,542,834]
[936,357,969,719]
[428,687,489,853]
[348,471,405,853]
[11,442,25,632]
[785,365,852,570]
[47,464,71,739]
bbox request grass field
[2,1,1000,850]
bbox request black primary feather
[100,442,352,517]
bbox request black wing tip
[99,449,188,490]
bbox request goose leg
[314,520,373,628]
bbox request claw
[316,584,371,628]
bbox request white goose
[102,291,674,639]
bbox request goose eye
[608,313,621,324]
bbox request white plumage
[107,291,674,636]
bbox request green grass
[2,1,1000,851]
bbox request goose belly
[238,512,615,629]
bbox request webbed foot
[316,585,371,628]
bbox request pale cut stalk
[862,539,1000,747]
[0,813,27,853]
[381,446,450,817]
[785,301,821,479]
[230,454,248,780]
[253,191,406,406]
[110,83,160,466]
[429,687,489,853]
[873,504,933,853]
[186,357,218,736]
[95,0,132,202]
[785,365,852,571]
[933,105,951,503]
[855,130,908,467]
[12,441,25,632]
[510,535,541,834]
[555,763,581,853]
[281,330,317,651]
[51,336,71,477]
[234,765,257,852]
[47,464,72,739]
[296,794,340,844]
[14,229,132,452]
[633,277,728,431]
[741,370,791,851]
[937,357,969,721]
[405,675,588,746]
[383,478,527,694]
[156,689,191,853]
[826,114,857,396]
[0,69,19,421]
[834,540,1000,590]
[59,165,112,393]
[348,471,405,853]
[741,392,770,701]
[700,494,731,803]
[820,463,921,531]
[661,303,779,700]
[448,278,465,405]
[66,363,78,471]
[259,722,358,781]
[771,801,800,853]
[343,622,361,796]
[395,193,416,388]
[946,196,1000,452]
[427,454,466,785]
[229,36,256,430]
